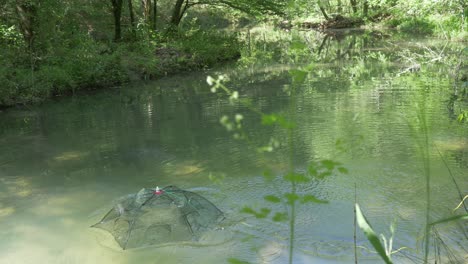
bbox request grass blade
[355,203,393,264]
[429,214,468,226]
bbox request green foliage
[458,110,468,123]
[355,204,393,264]
[227,258,251,264]
[175,29,241,66]
[429,214,468,226]
[0,24,24,46]
[397,18,435,35]
[208,72,349,263]
[0,35,129,106]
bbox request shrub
[397,18,435,35]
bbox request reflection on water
[0,32,467,263]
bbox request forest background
[0,0,466,106]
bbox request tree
[318,0,330,20]
[128,0,136,36]
[170,0,188,27]
[110,0,123,41]
[15,0,36,49]
[152,0,157,30]
[141,0,158,30]
[169,0,287,28]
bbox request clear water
[0,33,466,263]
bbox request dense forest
[0,0,466,106]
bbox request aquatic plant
[208,66,348,264]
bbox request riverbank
[0,29,240,107]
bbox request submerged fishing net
[92,186,224,249]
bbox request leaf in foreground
[355,203,393,264]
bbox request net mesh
[92,186,224,249]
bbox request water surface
[0,32,467,263]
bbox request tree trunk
[152,0,157,30]
[128,0,136,36]
[350,0,357,14]
[142,0,151,24]
[318,5,330,20]
[170,0,186,27]
[15,1,36,49]
[111,0,123,41]
[363,0,369,18]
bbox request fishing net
[92,186,224,249]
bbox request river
[0,30,466,263]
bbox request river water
[0,31,467,263]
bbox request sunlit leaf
[262,114,278,125]
[301,194,328,204]
[206,76,214,86]
[264,195,281,203]
[355,204,393,264]
[235,114,243,122]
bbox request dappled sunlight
[52,151,90,162]
[163,160,206,176]
[257,240,284,264]
[434,138,468,152]
[1,223,128,264]
[0,176,34,200]
[0,204,15,218]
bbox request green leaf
[355,204,393,264]
[317,171,332,179]
[307,165,318,176]
[228,258,251,264]
[289,69,308,84]
[285,193,299,205]
[301,194,328,204]
[262,169,274,181]
[272,212,289,222]
[240,207,271,218]
[290,41,307,50]
[338,167,349,174]
[429,214,468,226]
[264,195,281,203]
[258,208,271,218]
[241,207,256,215]
[321,159,340,170]
[284,172,309,183]
[261,114,294,129]
[261,114,279,125]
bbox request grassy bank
[0,29,240,107]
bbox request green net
[92,186,224,249]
